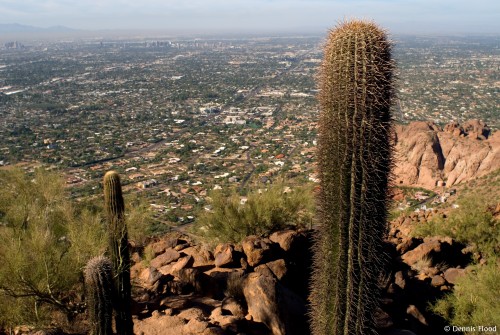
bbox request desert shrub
[124,193,156,245]
[193,183,314,243]
[413,194,499,257]
[432,260,500,333]
[0,168,106,328]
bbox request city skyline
[1,0,499,35]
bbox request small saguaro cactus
[84,256,113,335]
[103,171,133,335]
[309,20,395,335]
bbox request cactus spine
[309,20,394,335]
[103,171,133,335]
[84,256,113,335]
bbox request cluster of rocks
[382,212,474,334]
[443,119,490,140]
[11,211,482,335]
[130,216,473,335]
[130,230,313,335]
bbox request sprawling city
[1,34,498,222]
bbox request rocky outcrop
[131,230,311,335]
[394,120,499,188]
[16,220,478,335]
[382,212,477,335]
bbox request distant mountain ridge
[0,23,77,33]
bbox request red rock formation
[394,120,499,188]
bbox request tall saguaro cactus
[309,20,395,335]
[103,171,133,335]
[84,256,113,335]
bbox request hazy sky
[2,0,499,35]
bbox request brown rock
[406,304,428,326]
[430,275,446,287]
[131,251,142,263]
[221,297,246,318]
[181,245,215,267]
[173,268,222,297]
[150,248,181,269]
[178,307,206,321]
[174,243,189,251]
[416,272,430,281]
[159,255,194,276]
[202,327,226,335]
[443,267,466,284]
[242,272,308,335]
[462,119,490,139]
[138,267,163,288]
[255,259,287,281]
[183,319,209,334]
[254,263,275,278]
[444,121,462,134]
[240,257,249,271]
[401,238,441,268]
[425,267,440,276]
[269,230,298,252]
[131,262,145,280]
[394,271,406,289]
[396,237,420,254]
[209,307,239,331]
[173,255,194,271]
[214,243,236,268]
[150,237,178,256]
[133,313,186,335]
[241,235,274,267]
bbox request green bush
[193,183,314,243]
[432,260,500,334]
[413,195,499,257]
[124,193,155,245]
[0,168,106,328]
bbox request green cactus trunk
[309,20,394,335]
[84,256,113,335]
[103,171,133,335]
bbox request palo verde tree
[103,171,133,335]
[0,168,106,328]
[309,20,395,335]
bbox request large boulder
[181,245,215,268]
[401,238,443,269]
[242,272,308,335]
[158,255,194,276]
[150,248,181,269]
[401,236,470,271]
[443,267,466,285]
[138,267,164,289]
[269,230,298,252]
[214,243,239,268]
[150,237,179,256]
[255,259,287,281]
[241,236,275,267]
